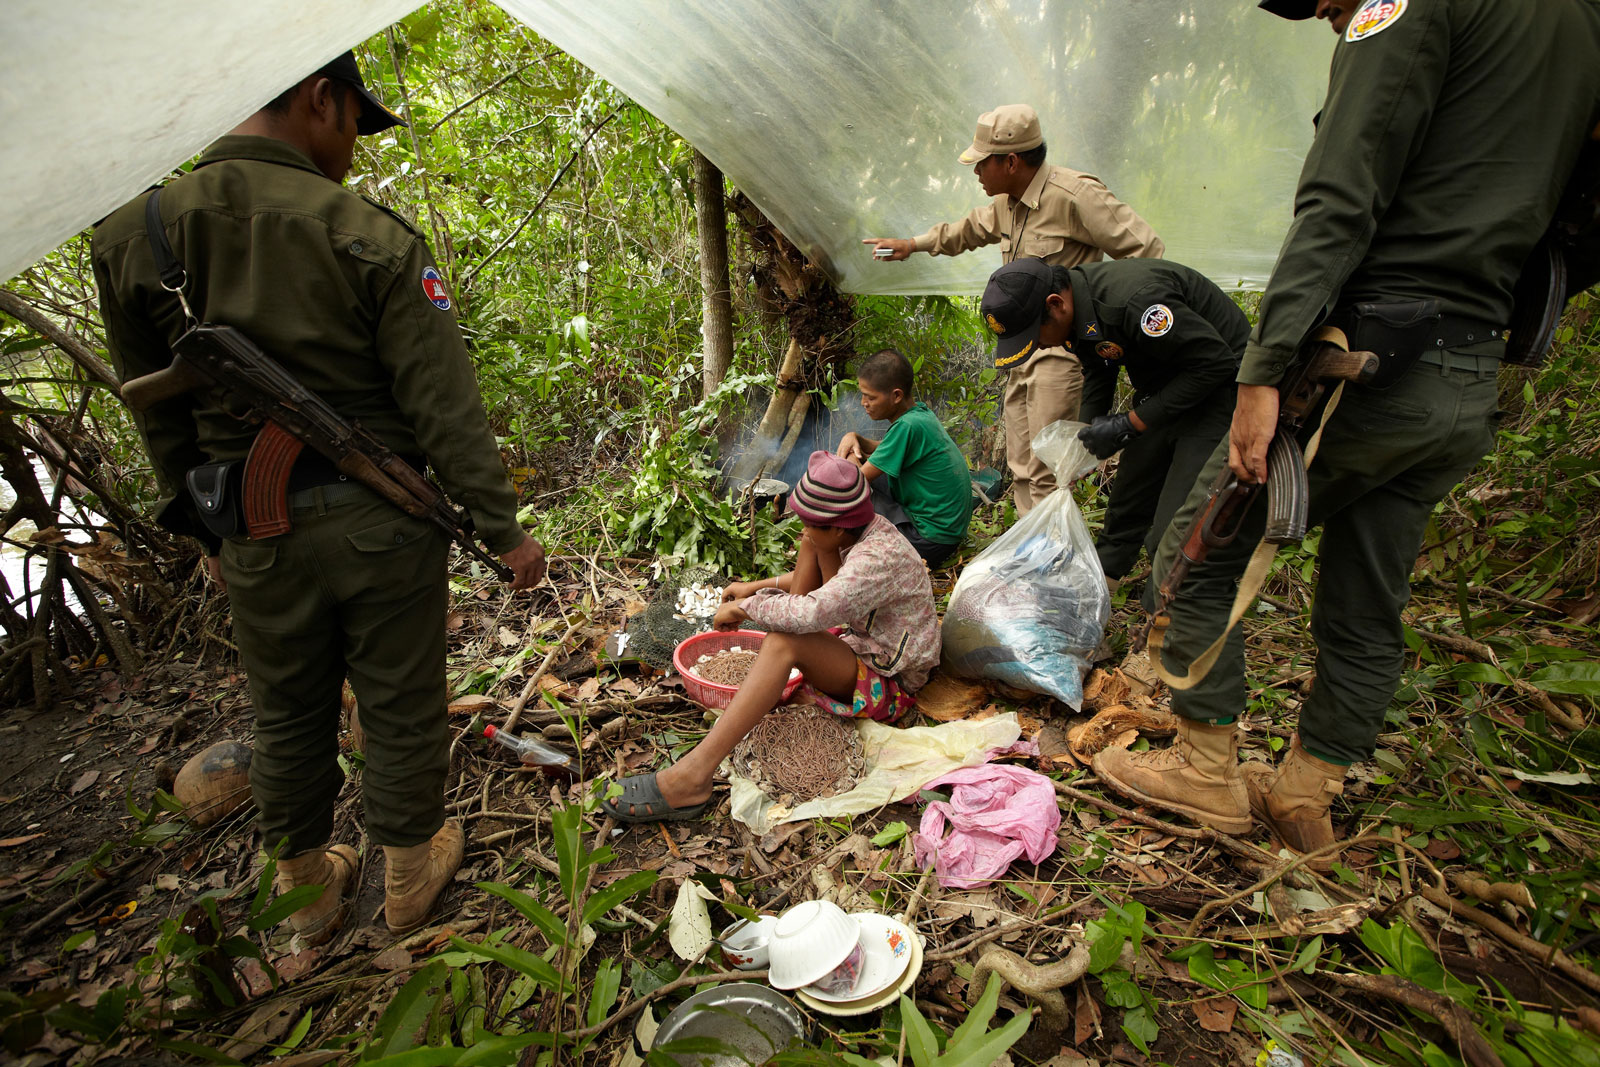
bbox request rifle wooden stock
[120,354,210,411]
[120,324,515,582]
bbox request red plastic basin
[673,630,805,710]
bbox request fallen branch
[1419,884,1600,996]
[1185,831,1380,938]
[1321,971,1504,1067]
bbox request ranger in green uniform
[1093,0,1600,863]
[980,258,1245,585]
[93,53,546,940]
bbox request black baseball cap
[980,258,1056,369]
[314,51,407,135]
[1257,0,1318,19]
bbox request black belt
[286,449,425,491]
[1419,314,1507,351]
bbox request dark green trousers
[220,484,449,854]
[1142,347,1501,763]
[1097,386,1236,581]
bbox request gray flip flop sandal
[600,772,712,824]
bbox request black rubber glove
[1078,413,1140,460]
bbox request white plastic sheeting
[1,1,422,286]
[506,1,1334,294]
[1,2,1334,293]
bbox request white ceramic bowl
[718,914,779,970]
[767,899,859,990]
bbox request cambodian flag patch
[1346,0,1406,41]
[421,265,452,310]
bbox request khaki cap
[958,104,1044,165]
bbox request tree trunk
[729,338,805,486]
[695,150,734,400]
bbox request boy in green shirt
[837,349,972,566]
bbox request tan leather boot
[274,843,359,945]
[1092,718,1251,834]
[1242,735,1346,871]
[383,820,465,935]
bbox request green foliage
[897,974,1032,1067]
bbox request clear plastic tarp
[1,0,421,286]
[2,2,1334,294]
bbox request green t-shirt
[870,402,972,545]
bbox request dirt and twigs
[2,553,1598,1066]
[730,703,866,804]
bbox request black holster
[1330,300,1442,389]
[186,461,243,540]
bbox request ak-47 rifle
[1138,328,1380,671]
[121,323,515,582]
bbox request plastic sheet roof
[2,2,1333,294]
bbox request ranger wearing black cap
[981,258,1245,586]
[1092,0,1600,867]
[93,51,547,940]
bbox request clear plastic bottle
[483,723,576,774]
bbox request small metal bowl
[652,983,807,1066]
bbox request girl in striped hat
[603,451,940,824]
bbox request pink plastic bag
[912,764,1061,889]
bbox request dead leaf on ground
[372,944,413,972]
[0,834,45,848]
[69,770,99,795]
[1192,997,1237,1033]
[1425,837,1462,861]
[1074,982,1102,1046]
[913,671,991,722]
[576,677,602,702]
[1067,705,1177,764]
[447,694,499,716]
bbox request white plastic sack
[941,421,1108,709]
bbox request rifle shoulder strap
[143,187,189,292]
[1148,379,1349,691]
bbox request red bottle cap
[483,724,498,738]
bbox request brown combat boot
[1092,718,1251,834]
[383,820,465,935]
[274,843,359,945]
[1242,735,1346,871]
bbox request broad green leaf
[871,821,910,846]
[948,972,1002,1049]
[476,882,566,947]
[445,934,561,990]
[582,870,658,926]
[584,959,623,1030]
[1529,661,1600,696]
[942,1004,1032,1067]
[268,1010,313,1056]
[898,995,941,1066]
[364,960,450,1061]
[248,885,324,931]
[1120,1006,1159,1054]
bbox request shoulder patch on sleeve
[1346,0,1407,41]
[421,265,452,310]
[1140,304,1174,338]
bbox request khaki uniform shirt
[1242,0,1600,385]
[913,164,1165,267]
[92,136,524,553]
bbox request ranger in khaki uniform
[1093,0,1600,866]
[94,53,546,940]
[864,105,1164,515]
[980,258,1245,585]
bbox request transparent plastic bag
[941,421,1109,709]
